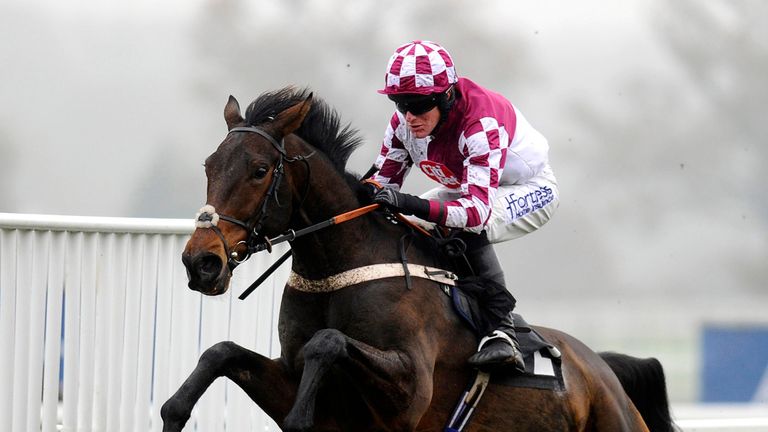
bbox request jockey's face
[405,106,440,138]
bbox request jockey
[369,40,559,371]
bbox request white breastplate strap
[287,263,458,293]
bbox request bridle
[195,125,314,272]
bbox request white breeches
[419,165,559,243]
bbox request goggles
[388,94,440,115]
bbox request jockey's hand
[373,188,431,220]
[362,181,382,202]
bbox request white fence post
[42,231,65,432]
[0,213,282,432]
[0,229,18,432]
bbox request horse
[161,87,676,431]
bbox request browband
[229,126,286,156]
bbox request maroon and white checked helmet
[378,40,458,95]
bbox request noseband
[195,126,314,272]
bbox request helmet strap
[433,86,457,135]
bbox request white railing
[673,404,768,431]
[0,213,286,432]
[3,213,766,432]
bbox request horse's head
[182,94,312,295]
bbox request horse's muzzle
[182,251,229,295]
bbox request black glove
[362,181,381,202]
[373,188,431,220]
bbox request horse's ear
[224,95,244,130]
[274,93,313,136]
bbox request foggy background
[1,0,766,403]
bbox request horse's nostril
[191,254,223,282]
[198,255,220,275]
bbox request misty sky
[1,0,766,402]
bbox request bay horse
[161,87,675,431]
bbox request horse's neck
[290,215,438,280]
[287,159,431,280]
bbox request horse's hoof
[161,421,185,432]
[283,412,314,432]
[160,398,191,432]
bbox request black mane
[244,87,365,186]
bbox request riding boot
[468,311,526,372]
[461,234,526,372]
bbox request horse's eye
[252,167,268,179]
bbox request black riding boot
[462,235,525,372]
[468,311,525,371]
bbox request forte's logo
[418,160,461,188]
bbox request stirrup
[470,330,525,372]
[476,330,514,351]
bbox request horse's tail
[599,352,677,432]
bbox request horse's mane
[244,87,365,189]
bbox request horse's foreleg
[161,341,297,432]
[282,328,426,432]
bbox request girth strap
[287,263,458,293]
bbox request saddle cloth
[492,315,565,391]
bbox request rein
[197,202,380,260]
[242,203,382,295]
[197,201,381,299]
